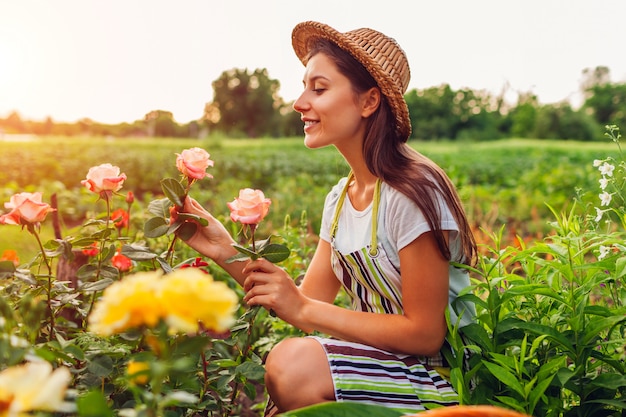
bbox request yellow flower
[126,360,150,385]
[159,268,238,334]
[88,271,164,336]
[88,269,238,337]
[0,361,72,416]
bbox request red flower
[0,249,20,266]
[180,257,210,273]
[82,242,99,257]
[112,251,132,272]
[111,208,129,230]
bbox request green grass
[1,135,620,262]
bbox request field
[1,135,624,416]
[0,135,618,259]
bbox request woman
[178,21,477,415]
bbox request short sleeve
[385,185,459,252]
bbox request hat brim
[292,21,411,140]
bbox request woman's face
[293,53,370,150]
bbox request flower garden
[0,128,624,416]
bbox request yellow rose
[159,268,238,334]
[0,361,72,415]
[126,360,150,385]
[88,271,164,336]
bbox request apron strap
[330,171,382,257]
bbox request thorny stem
[229,305,261,415]
[86,192,112,325]
[29,224,55,341]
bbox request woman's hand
[173,197,235,260]
[173,197,253,285]
[242,258,309,329]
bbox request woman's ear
[361,87,381,118]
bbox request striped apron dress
[310,175,459,414]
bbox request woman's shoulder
[325,176,350,203]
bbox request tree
[508,92,539,138]
[581,66,626,129]
[207,68,281,138]
[144,110,178,137]
[405,84,456,140]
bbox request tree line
[1,66,624,141]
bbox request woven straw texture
[292,21,412,140]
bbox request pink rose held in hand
[82,163,127,194]
[0,192,55,225]
[227,189,271,225]
[176,147,214,180]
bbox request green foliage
[1,131,625,415]
[209,68,283,137]
[444,128,626,416]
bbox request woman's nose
[293,91,309,113]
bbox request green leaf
[528,371,556,413]
[177,221,198,241]
[587,373,626,390]
[259,243,291,263]
[121,243,158,261]
[87,355,114,377]
[77,390,114,417]
[482,360,525,398]
[460,323,492,351]
[76,264,99,280]
[498,318,574,353]
[156,256,173,273]
[80,278,114,292]
[144,216,170,238]
[177,212,209,227]
[161,390,198,407]
[148,197,172,218]
[236,361,265,380]
[0,261,16,277]
[581,314,626,345]
[161,177,186,207]
[99,265,120,280]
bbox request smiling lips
[303,119,318,131]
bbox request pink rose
[82,164,127,194]
[0,192,56,225]
[176,148,214,180]
[227,189,271,225]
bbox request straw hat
[291,21,412,140]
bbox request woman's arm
[243,231,450,356]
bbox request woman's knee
[264,337,334,411]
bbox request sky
[1,0,626,125]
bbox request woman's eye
[312,88,325,94]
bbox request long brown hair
[308,39,477,266]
